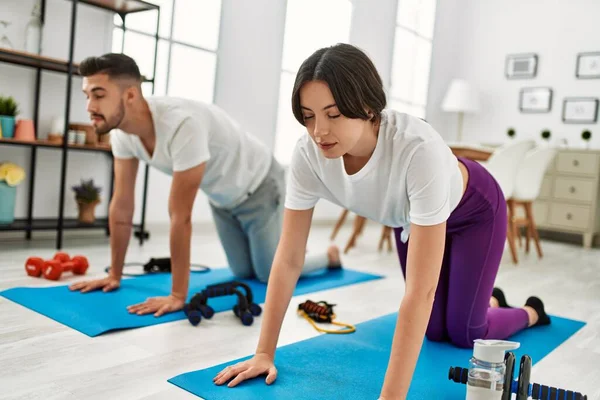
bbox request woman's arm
[214,206,315,387]
[379,221,446,400]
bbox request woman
[213,43,550,399]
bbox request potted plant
[507,128,516,140]
[581,130,592,149]
[0,96,20,139]
[0,162,26,224]
[72,179,101,223]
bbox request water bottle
[466,339,520,400]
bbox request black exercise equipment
[104,257,211,276]
[448,352,587,399]
[184,281,262,326]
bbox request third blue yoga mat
[168,313,586,400]
[0,267,382,337]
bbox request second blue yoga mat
[168,313,586,400]
[0,267,382,337]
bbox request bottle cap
[473,339,520,363]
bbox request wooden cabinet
[532,149,600,248]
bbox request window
[389,0,437,119]
[274,0,353,165]
[112,0,221,103]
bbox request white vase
[24,2,42,54]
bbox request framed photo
[519,87,553,113]
[505,53,538,79]
[562,98,599,124]
[576,52,600,79]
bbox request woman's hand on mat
[69,277,120,293]
[213,353,277,387]
[127,294,185,317]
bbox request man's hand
[126,294,185,317]
[69,277,120,293]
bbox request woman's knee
[447,324,484,348]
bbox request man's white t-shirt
[285,109,464,243]
[110,96,272,209]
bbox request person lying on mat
[213,44,551,399]
[68,53,341,317]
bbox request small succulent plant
[0,96,19,116]
[72,179,101,203]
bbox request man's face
[82,74,126,134]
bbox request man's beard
[95,100,126,135]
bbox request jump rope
[104,257,211,276]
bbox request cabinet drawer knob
[566,213,573,220]
[573,160,580,167]
[569,186,576,193]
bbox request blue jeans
[210,158,328,282]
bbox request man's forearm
[108,201,134,280]
[169,218,192,300]
[380,294,435,399]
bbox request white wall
[0,0,113,220]
[426,0,600,149]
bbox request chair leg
[507,199,519,249]
[505,202,519,264]
[525,202,543,259]
[344,215,367,254]
[506,223,519,264]
[330,209,349,240]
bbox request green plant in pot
[72,179,101,223]
[0,96,20,139]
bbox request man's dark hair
[291,43,386,125]
[79,53,142,82]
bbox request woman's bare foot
[327,245,342,269]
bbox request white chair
[510,146,558,259]
[480,139,536,264]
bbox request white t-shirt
[110,97,272,209]
[285,109,463,243]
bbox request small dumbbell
[25,257,46,277]
[43,254,89,280]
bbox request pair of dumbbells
[25,252,89,281]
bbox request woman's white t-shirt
[284,109,464,243]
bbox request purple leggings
[394,157,529,348]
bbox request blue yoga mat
[168,313,585,400]
[0,267,382,337]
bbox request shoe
[492,287,511,308]
[525,296,551,327]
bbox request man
[69,53,340,317]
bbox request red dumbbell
[25,257,46,277]
[43,253,89,281]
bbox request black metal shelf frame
[0,0,160,248]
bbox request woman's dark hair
[79,53,142,82]
[291,43,386,126]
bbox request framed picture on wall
[505,53,538,79]
[519,87,553,113]
[562,97,599,123]
[576,52,600,79]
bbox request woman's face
[299,80,373,159]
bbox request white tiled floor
[0,223,599,399]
